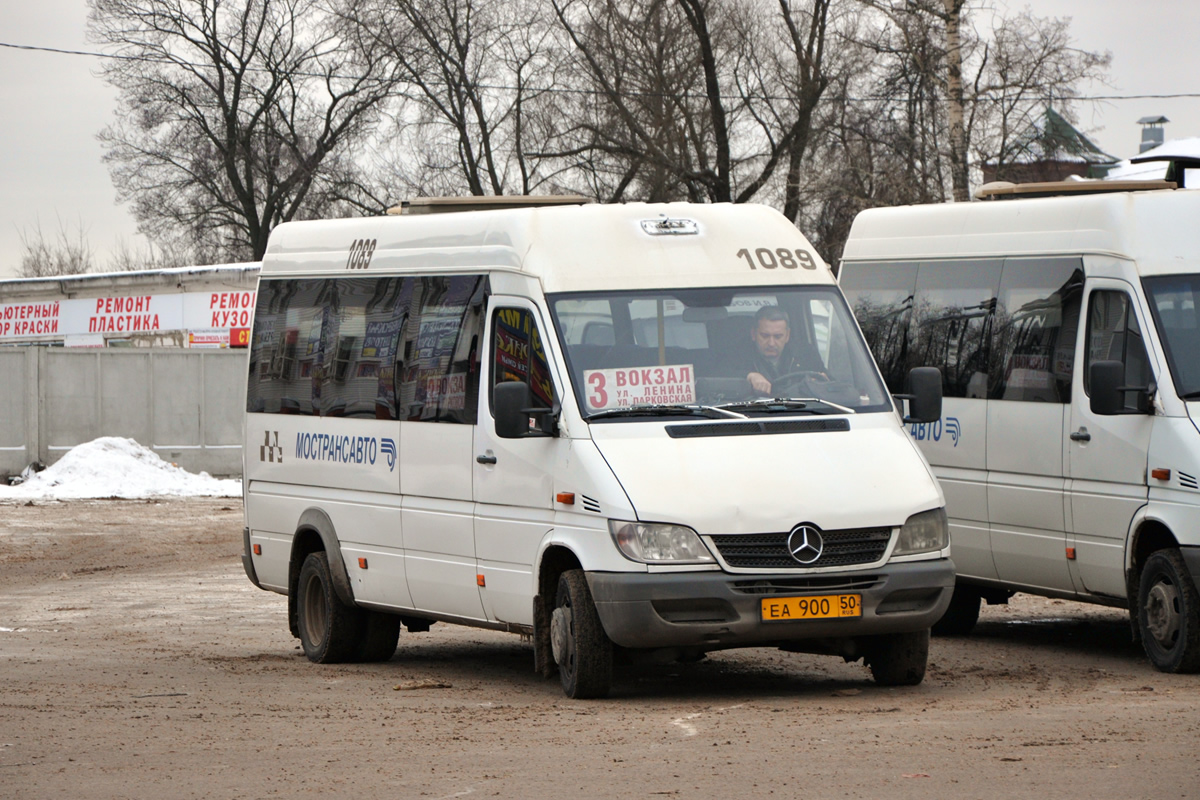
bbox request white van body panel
[841,188,1200,612]
[589,414,942,537]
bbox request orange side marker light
[252,544,261,556]
[476,574,486,587]
[556,492,576,505]
[1151,468,1171,481]
[358,557,369,569]
[1066,547,1076,560]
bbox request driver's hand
[747,371,772,395]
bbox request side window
[247,278,328,415]
[491,307,554,411]
[1084,290,1152,410]
[315,277,404,418]
[910,260,1003,398]
[839,261,919,393]
[396,275,488,424]
[989,259,1084,403]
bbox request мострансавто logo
[271,431,398,472]
[908,416,961,447]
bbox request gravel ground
[1,497,1198,799]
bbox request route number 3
[587,372,608,408]
[737,247,817,270]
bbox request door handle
[476,452,498,465]
[1070,427,1091,442]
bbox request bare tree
[339,0,563,201]
[89,0,403,261]
[106,238,198,272]
[547,0,833,213]
[17,218,95,278]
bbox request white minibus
[241,198,953,697]
[839,183,1200,673]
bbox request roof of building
[996,106,1117,166]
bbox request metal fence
[0,348,247,478]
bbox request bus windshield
[1144,274,1200,398]
[548,286,892,419]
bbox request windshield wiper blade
[715,397,856,415]
[588,403,748,420]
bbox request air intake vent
[1180,471,1198,490]
[666,418,850,439]
[581,494,602,513]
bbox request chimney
[1138,115,1169,153]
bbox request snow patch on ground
[1,437,241,500]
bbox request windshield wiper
[588,403,748,420]
[715,397,856,415]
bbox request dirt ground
[1,498,1198,800]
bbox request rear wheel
[932,584,981,636]
[1137,549,1200,673]
[864,629,929,686]
[296,551,363,663]
[550,570,613,699]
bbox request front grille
[709,527,892,569]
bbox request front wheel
[863,629,929,686]
[550,570,613,699]
[296,551,363,663]
[932,584,981,636]
[1137,549,1200,673]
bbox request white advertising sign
[583,364,696,410]
[0,290,256,341]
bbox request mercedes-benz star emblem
[787,524,824,565]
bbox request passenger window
[989,259,1083,403]
[839,261,918,393]
[909,260,1002,398]
[1084,290,1152,410]
[396,275,488,424]
[247,275,487,422]
[491,307,555,411]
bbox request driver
[746,305,823,396]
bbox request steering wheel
[768,370,829,396]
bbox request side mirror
[900,367,942,424]
[1089,360,1153,415]
[494,381,557,439]
[1089,360,1124,416]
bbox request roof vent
[640,216,699,236]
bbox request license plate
[761,594,861,622]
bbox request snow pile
[1,437,241,500]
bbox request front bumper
[586,559,955,650]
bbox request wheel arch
[532,543,584,677]
[287,508,355,639]
[1126,515,1179,605]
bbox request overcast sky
[1,0,1198,278]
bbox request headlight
[894,508,949,555]
[609,520,715,564]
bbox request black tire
[355,611,401,663]
[296,551,363,663]
[864,629,930,686]
[550,570,613,699]
[1137,549,1200,673]
[932,584,981,636]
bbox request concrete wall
[2,348,246,478]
